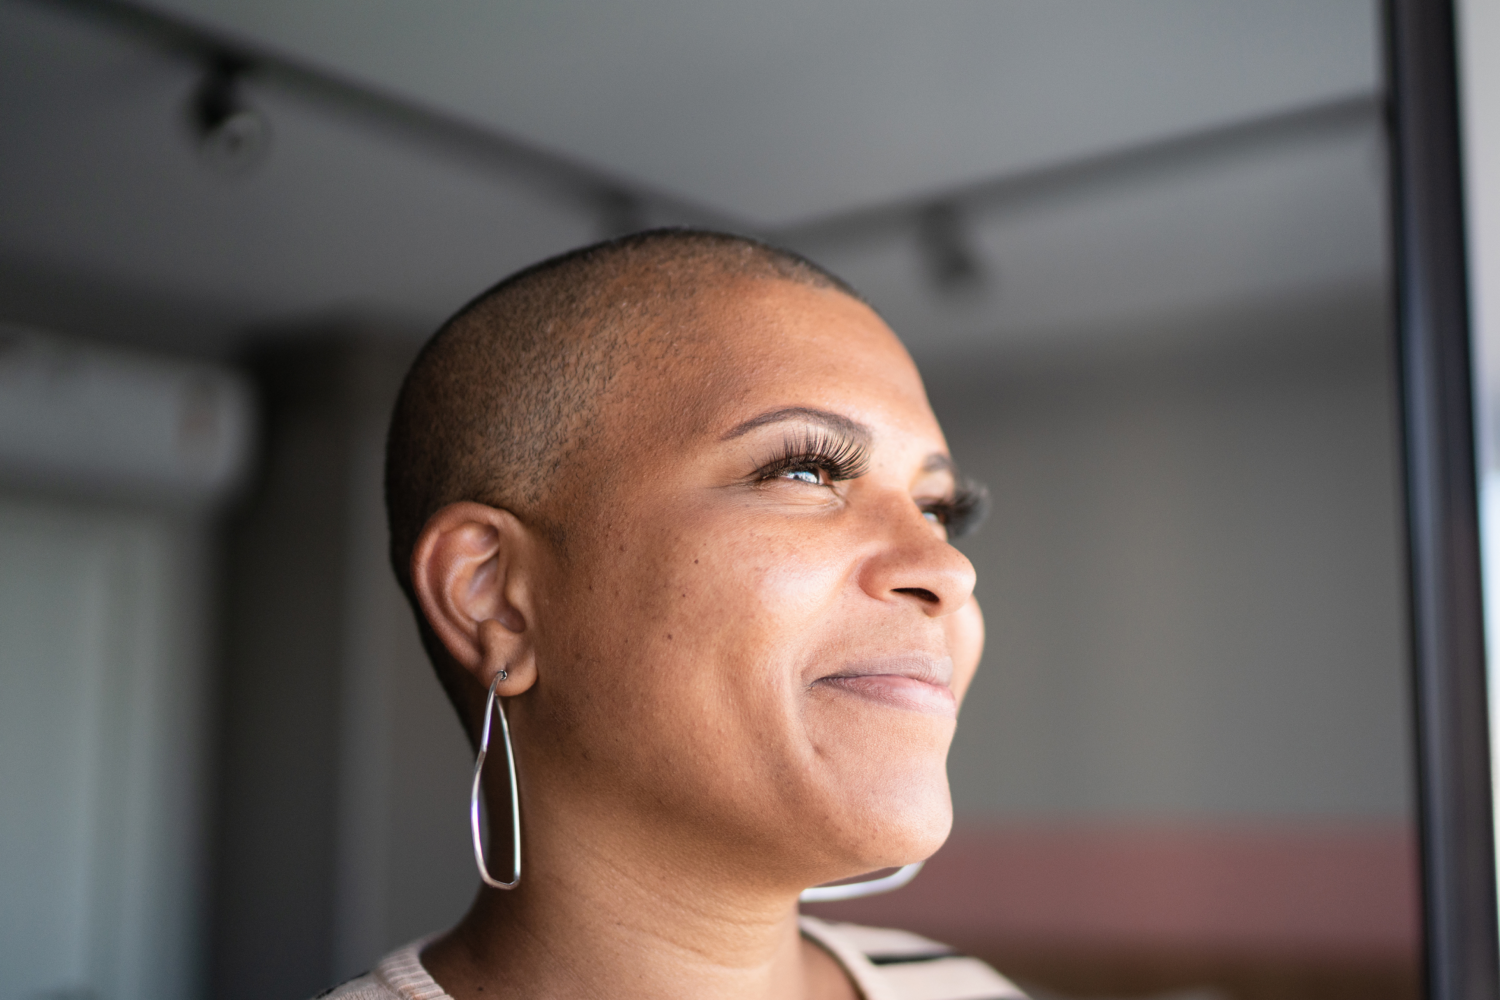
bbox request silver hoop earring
[799,861,924,903]
[471,671,521,889]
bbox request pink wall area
[802,822,1421,961]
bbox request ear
[409,501,540,696]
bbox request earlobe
[410,502,539,695]
[476,618,538,694]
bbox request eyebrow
[922,453,957,477]
[721,406,874,443]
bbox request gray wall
[0,496,217,1000]
[931,285,1412,821]
[209,335,475,1000]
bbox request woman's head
[387,230,985,898]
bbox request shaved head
[385,229,860,694]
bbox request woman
[328,230,1020,999]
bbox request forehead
[626,278,942,444]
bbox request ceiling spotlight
[189,53,271,176]
[918,201,986,294]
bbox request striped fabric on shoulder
[313,940,451,1000]
[312,969,397,1000]
[374,942,452,1000]
[318,924,1022,1000]
[800,916,1027,1000]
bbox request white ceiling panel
[0,1,599,344]
[1,0,1388,356]
[136,0,1380,226]
[807,109,1388,357]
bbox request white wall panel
[0,498,211,1000]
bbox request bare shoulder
[800,916,1028,1000]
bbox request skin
[410,277,983,1000]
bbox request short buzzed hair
[384,229,859,638]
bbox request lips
[815,656,957,717]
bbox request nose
[856,492,977,617]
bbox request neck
[420,806,855,1000]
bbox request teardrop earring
[799,861,924,903]
[470,671,521,889]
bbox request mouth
[814,656,957,718]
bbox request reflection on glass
[1458,0,1500,924]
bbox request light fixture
[918,201,985,293]
[189,53,271,175]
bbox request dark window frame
[1387,1,1500,996]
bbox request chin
[820,756,956,874]
[878,784,955,866]
[788,698,959,876]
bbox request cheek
[529,523,858,846]
[544,516,850,754]
[949,596,985,705]
[660,516,852,650]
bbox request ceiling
[0,0,1388,358]
[140,0,1379,227]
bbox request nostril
[894,587,940,604]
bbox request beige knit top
[316,916,1026,1000]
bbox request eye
[919,480,990,538]
[751,430,870,487]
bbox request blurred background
[0,2,1415,999]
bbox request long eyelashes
[923,479,990,539]
[753,429,872,483]
[751,431,990,539]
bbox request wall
[208,335,474,1000]
[0,495,216,1000]
[935,285,1410,822]
[0,332,248,1000]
